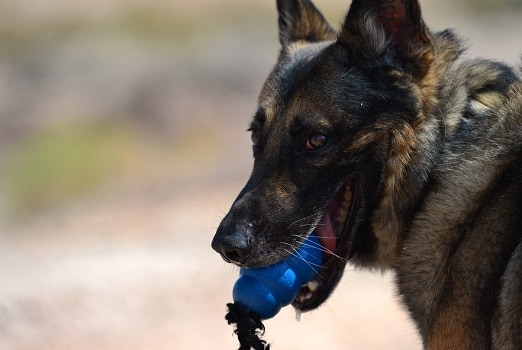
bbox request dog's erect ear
[339,0,433,78]
[277,0,337,48]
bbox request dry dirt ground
[0,1,521,349]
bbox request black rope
[225,302,271,350]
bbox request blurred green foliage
[0,119,220,218]
[2,121,139,214]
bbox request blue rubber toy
[232,232,323,319]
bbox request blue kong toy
[225,232,323,350]
[233,232,323,318]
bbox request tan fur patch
[256,94,278,124]
[348,119,417,267]
[373,121,416,267]
[428,306,475,350]
[417,56,439,122]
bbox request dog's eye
[306,134,327,150]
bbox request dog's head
[212,0,436,312]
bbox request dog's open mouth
[292,179,357,312]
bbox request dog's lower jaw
[291,258,346,312]
[292,179,358,312]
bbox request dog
[211,0,522,348]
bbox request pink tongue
[315,211,337,254]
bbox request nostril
[221,250,244,265]
[211,232,252,265]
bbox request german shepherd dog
[212,0,522,348]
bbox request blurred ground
[0,0,520,349]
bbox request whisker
[281,244,323,276]
[292,234,349,263]
[288,213,321,229]
[280,242,323,268]
[300,241,348,263]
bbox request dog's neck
[359,30,518,269]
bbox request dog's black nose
[211,230,252,265]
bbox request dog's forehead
[258,40,336,123]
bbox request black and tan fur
[212,0,522,348]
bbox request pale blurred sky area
[0,1,520,349]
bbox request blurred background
[0,0,520,349]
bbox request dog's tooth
[344,189,352,201]
[307,280,319,292]
[343,195,352,207]
[305,293,313,300]
[337,207,348,221]
[342,192,352,211]
[336,189,353,232]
